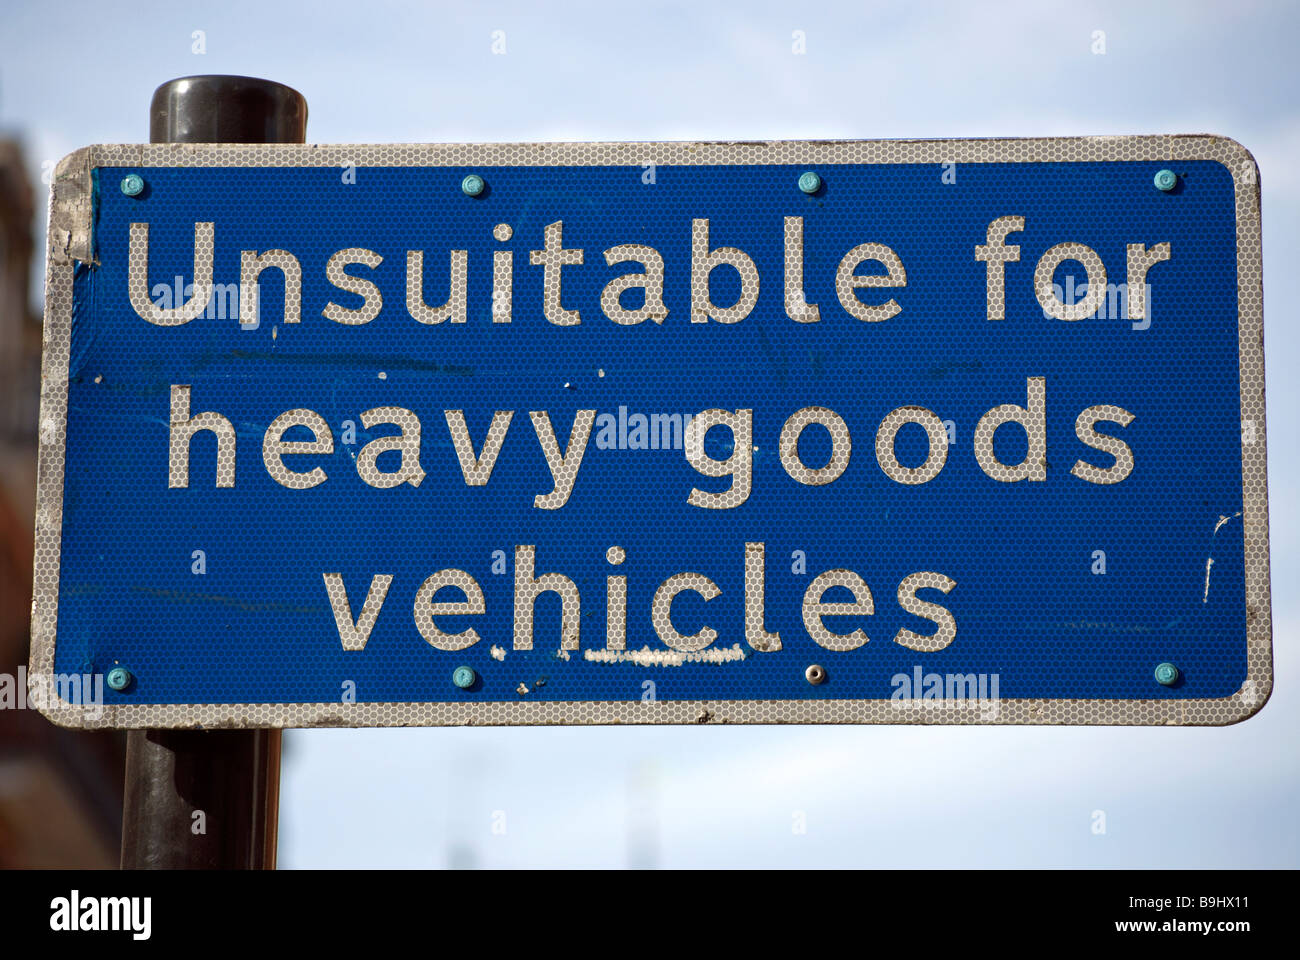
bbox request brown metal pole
[121,727,281,869]
[120,75,306,870]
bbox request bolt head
[452,665,477,689]
[805,664,827,685]
[1154,169,1178,192]
[797,171,822,195]
[106,666,132,691]
[1154,662,1180,686]
[461,174,486,197]
[120,174,145,197]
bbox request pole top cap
[150,75,308,144]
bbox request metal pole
[120,75,307,870]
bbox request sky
[1,0,1297,867]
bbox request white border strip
[30,136,1270,728]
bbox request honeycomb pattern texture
[30,136,1269,728]
[877,406,949,484]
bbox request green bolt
[797,171,822,195]
[1153,169,1178,192]
[452,665,477,689]
[120,174,145,197]
[106,666,133,691]
[461,174,486,197]
[1154,662,1180,686]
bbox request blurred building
[0,139,124,868]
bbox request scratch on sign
[1204,512,1243,603]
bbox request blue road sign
[31,138,1270,727]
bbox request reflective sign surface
[31,137,1270,727]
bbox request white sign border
[30,136,1271,728]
